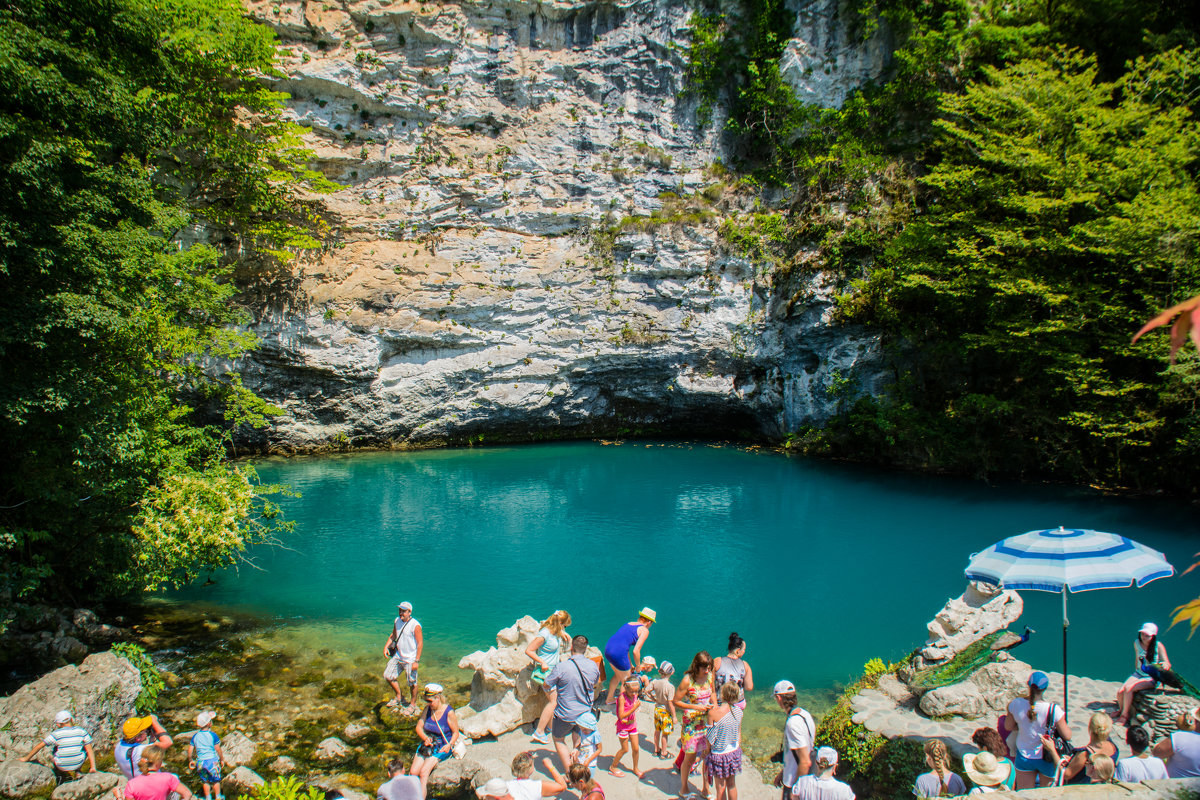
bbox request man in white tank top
[383,602,423,712]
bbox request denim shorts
[1014,751,1057,779]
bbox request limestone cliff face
[237,0,892,449]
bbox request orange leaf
[1170,597,1200,638]
[1133,294,1200,354]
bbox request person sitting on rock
[124,746,192,800]
[504,751,567,800]
[1116,622,1170,726]
[378,756,424,800]
[115,715,173,779]
[20,710,96,781]
[1153,707,1200,777]
[409,683,459,793]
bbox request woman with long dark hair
[1116,622,1170,725]
[712,632,754,710]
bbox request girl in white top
[1116,622,1170,725]
[525,610,572,744]
[1005,670,1072,789]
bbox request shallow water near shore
[159,441,1200,757]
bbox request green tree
[0,0,322,600]
[836,48,1200,487]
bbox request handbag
[1042,703,1071,763]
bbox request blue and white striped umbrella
[965,527,1175,592]
[965,527,1174,718]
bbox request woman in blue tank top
[603,608,655,705]
[410,684,459,792]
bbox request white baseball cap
[816,747,838,765]
[399,601,413,611]
[54,710,72,724]
[1140,622,1159,636]
[476,778,509,798]
[197,711,216,727]
[773,680,796,695]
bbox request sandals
[608,769,626,778]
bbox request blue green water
[171,441,1200,697]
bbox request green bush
[815,658,927,800]
[112,643,165,714]
[253,778,325,800]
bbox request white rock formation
[0,761,54,800]
[918,659,1032,719]
[220,731,259,768]
[457,615,572,738]
[223,767,266,796]
[50,773,123,800]
[920,581,1023,665]
[314,737,353,765]
[225,0,891,450]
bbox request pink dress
[616,693,638,737]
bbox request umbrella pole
[1063,589,1069,723]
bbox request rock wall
[236,0,892,449]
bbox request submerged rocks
[342,721,371,742]
[268,756,296,775]
[51,772,123,800]
[0,651,140,761]
[314,737,353,765]
[0,760,54,799]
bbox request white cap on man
[399,601,413,611]
[54,710,72,724]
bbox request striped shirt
[705,706,742,754]
[44,726,92,771]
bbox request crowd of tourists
[17,609,1199,800]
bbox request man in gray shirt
[378,757,424,800]
[544,635,599,772]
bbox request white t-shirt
[1007,698,1063,760]
[506,779,542,800]
[1114,754,1169,782]
[791,774,855,800]
[393,617,421,662]
[782,708,816,785]
[377,775,423,800]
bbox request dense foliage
[690,0,1200,492]
[0,0,323,602]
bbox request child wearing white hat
[187,711,227,800]
[20,710,96,779]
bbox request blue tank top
[424,705,451,745]
[605,622,640,656]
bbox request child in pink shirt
[609,677,643,779]
[124,746,192,800]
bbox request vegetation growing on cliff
[687,0,1200,493]
[0,0,324,602]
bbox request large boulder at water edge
[457,616,604,738]
[918,659,1031,719]
[0,760,54,799]
[222,767,265,796]
[0,652,140,761]
[426,759,486,798]
[919,582,1023,667]
[51,772,123,800]
[268,756,296,775]
[220,731,259,767]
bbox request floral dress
[680,673,714,754]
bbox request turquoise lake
[171,441,1200,701]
